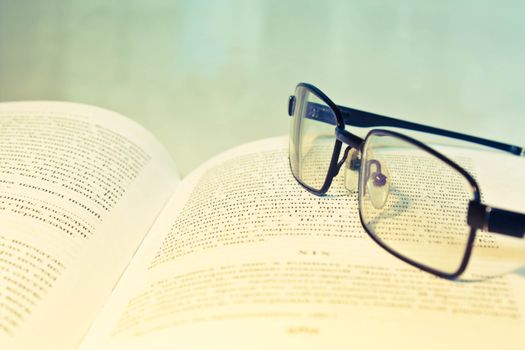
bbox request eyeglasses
[287,82,525,279]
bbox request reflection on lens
[289,86,337,191]
[359,132,475,274]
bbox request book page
[0,102,179,350]
[80,136,525,350]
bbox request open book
[0,102,523,350]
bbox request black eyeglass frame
[288,82,525,279]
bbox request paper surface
[81,137,525,350]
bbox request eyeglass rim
[357,129,482,279]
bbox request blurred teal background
[0,0,523,175]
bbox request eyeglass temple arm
[294,99,523,156]
[336,105,523,156]
[468,201,525,239]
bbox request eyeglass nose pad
[366,159,390,209]
[344,148,360,192]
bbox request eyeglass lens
[289,86,338,191]
[359,132,476,274]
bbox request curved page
[0,102,179,350]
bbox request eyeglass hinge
[288,96,296,116]
[467,201,490,231]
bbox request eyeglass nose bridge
[334,127,364,192]
[335,127,364,149]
